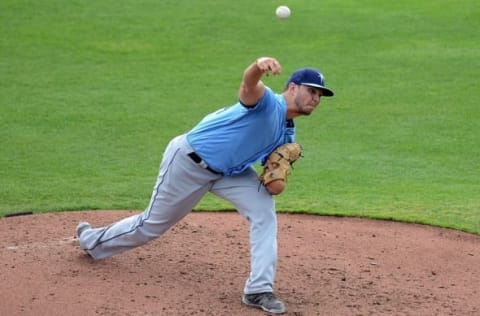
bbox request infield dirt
[1,210,479,315]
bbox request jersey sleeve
[239,87,276,112]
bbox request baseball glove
[259,143,302,195]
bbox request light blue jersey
[186,87,295,176]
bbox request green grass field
[1,0,479,234]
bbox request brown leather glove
[259,143,302,195]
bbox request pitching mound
[1,210,479,315]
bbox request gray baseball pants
[78,134,278,294]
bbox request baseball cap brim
[302,83,334,97]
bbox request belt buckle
[198,160,208,169]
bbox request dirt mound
[1,211,479,315]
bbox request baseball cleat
[76,221,91,238]
[242,292,286,314]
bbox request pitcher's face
[293,84,323,115]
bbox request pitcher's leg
[211,168,277,294]
[79,135,218,259]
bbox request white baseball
[275,6,291,19]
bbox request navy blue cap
[286,68,334,97]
